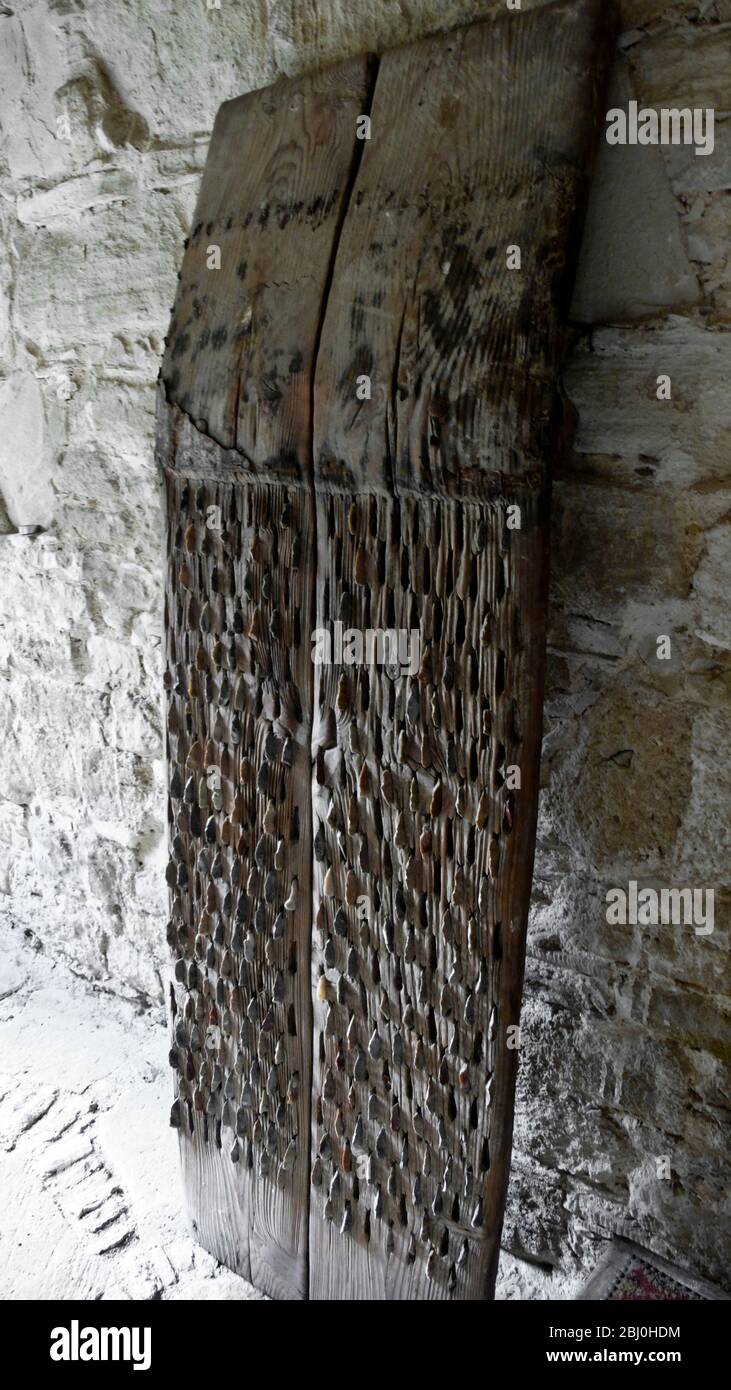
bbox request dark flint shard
[196,849,210,875]
[334,906,348,937]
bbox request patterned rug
[609,1255,704,1301]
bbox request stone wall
[0,0,728,1289]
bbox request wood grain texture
[307,0,614,1301]
[156,0,615,1302]
[313,0,615,502]
[160,55,374,467]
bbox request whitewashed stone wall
[0,0,728,1289]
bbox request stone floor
[0,918,582,1301]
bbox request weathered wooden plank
[161,55,374,466]
[313,0,615,502]
[308,0,615,1300]
[158,58,373,1301]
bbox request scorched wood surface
[157,0,615,1301]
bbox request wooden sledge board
[157,0,615,1301]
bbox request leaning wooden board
[157,0,615,1300]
